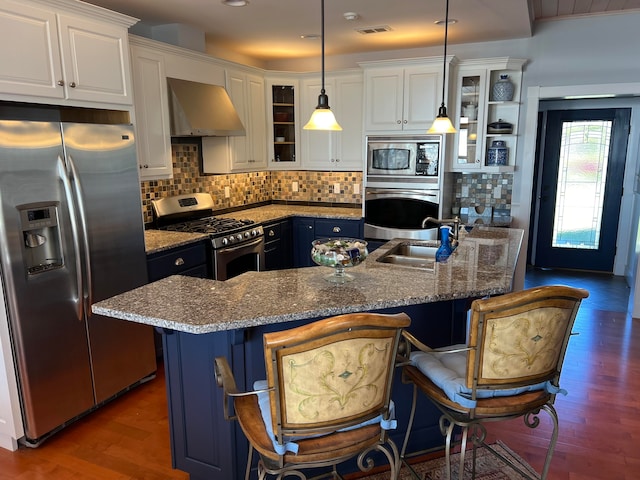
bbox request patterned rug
[357,442,539,480]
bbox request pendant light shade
[303,0,342,131]
[427,0,456,134]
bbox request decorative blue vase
[435,226,453,263]
[487,140,508,166]
[492,74,514,101]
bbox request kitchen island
[93,226,523,480]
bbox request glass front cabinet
[451,58,526,172]
[266,77,301,169]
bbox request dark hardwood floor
[0,267,635,479]
[485,267,638,479]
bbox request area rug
[357,441,539,480]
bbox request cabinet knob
[332,226,341,233]
[57,80,64,86]
[69,82,76,88]
[174,257,185,266]
[139,164,149,169]
[396,120,402,124]
[268,230,275,237]
[403,120,408,124]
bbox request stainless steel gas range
[151,193,264,280]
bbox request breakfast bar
[92,226,523,480]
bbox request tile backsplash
[140,144,363,224]
[452,172,513,212]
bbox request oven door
[364,188,440,241]
[214,237,265,281]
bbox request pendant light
[427,0,456,134]
[303,0,342,131]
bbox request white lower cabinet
[0,0,135,105]
[130,45,173,179]
[300,72,364,171]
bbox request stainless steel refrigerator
[0,120,156,445]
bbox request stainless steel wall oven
[365,135,444,243]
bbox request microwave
[366,135,442,178]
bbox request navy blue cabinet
[263,219,293,271]
[161,299,469,480]
[293,217,364,267]
[147,241,211,281]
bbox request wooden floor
[0,268,636,479]
[485,268,639,479]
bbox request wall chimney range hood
[167,78,245,137]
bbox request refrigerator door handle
[56,155,84,320]
[66,154,93,311]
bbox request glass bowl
[311,238,368,283]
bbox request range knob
[236,234,243,241]
[244,231,250,238]
[227,235,235,243]
[221,237,229,246]
[251,229,259,237]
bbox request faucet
[421,216,461,245]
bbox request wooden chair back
[466,285,588,396]
[263,312,410,444]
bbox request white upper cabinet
[228,70,267,171]
[202,68,267,173]
[130,44,172,180]
[266,76,301,170]
[361,58,446,133]
[300,72,364,171]
[0,0,136,106]
[449,58,526,172]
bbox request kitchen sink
[376,242,439,270]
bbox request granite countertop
[144,204,362,254]
[96,226,523,335]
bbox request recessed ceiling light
[343,12,359,21]
[222,0,248,6]
[300,34,320,40]
[434,18,458,25]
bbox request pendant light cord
[321,0,326,96]
[440,0,449,108]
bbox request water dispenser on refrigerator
[19,203,63,275]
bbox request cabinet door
[57,14,132,105]
[363,69,404,131]
[300,78,335,169]
[293,218,315,267]
[333,74,364,170]
[266,77,301,169]
[0,0,64,99]
[226,71,251,170]
[131,46,173,180]
[452,71,486,170]
[403,67,440,130]
[246,73,267,169]
[301,74,363,171]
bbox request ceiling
[84,0,640,62]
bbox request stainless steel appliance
[152,193,265,280]
[365,135,443,243]
[366,135,442,188]
[364,188,440,242]
[0,120,156,446]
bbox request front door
[533,108,630,272]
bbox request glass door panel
[456,75,481,168]
[552,120,611,249]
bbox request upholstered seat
[215,312,411,479]
[400,285,588,480]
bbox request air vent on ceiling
[355,25,393,35]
